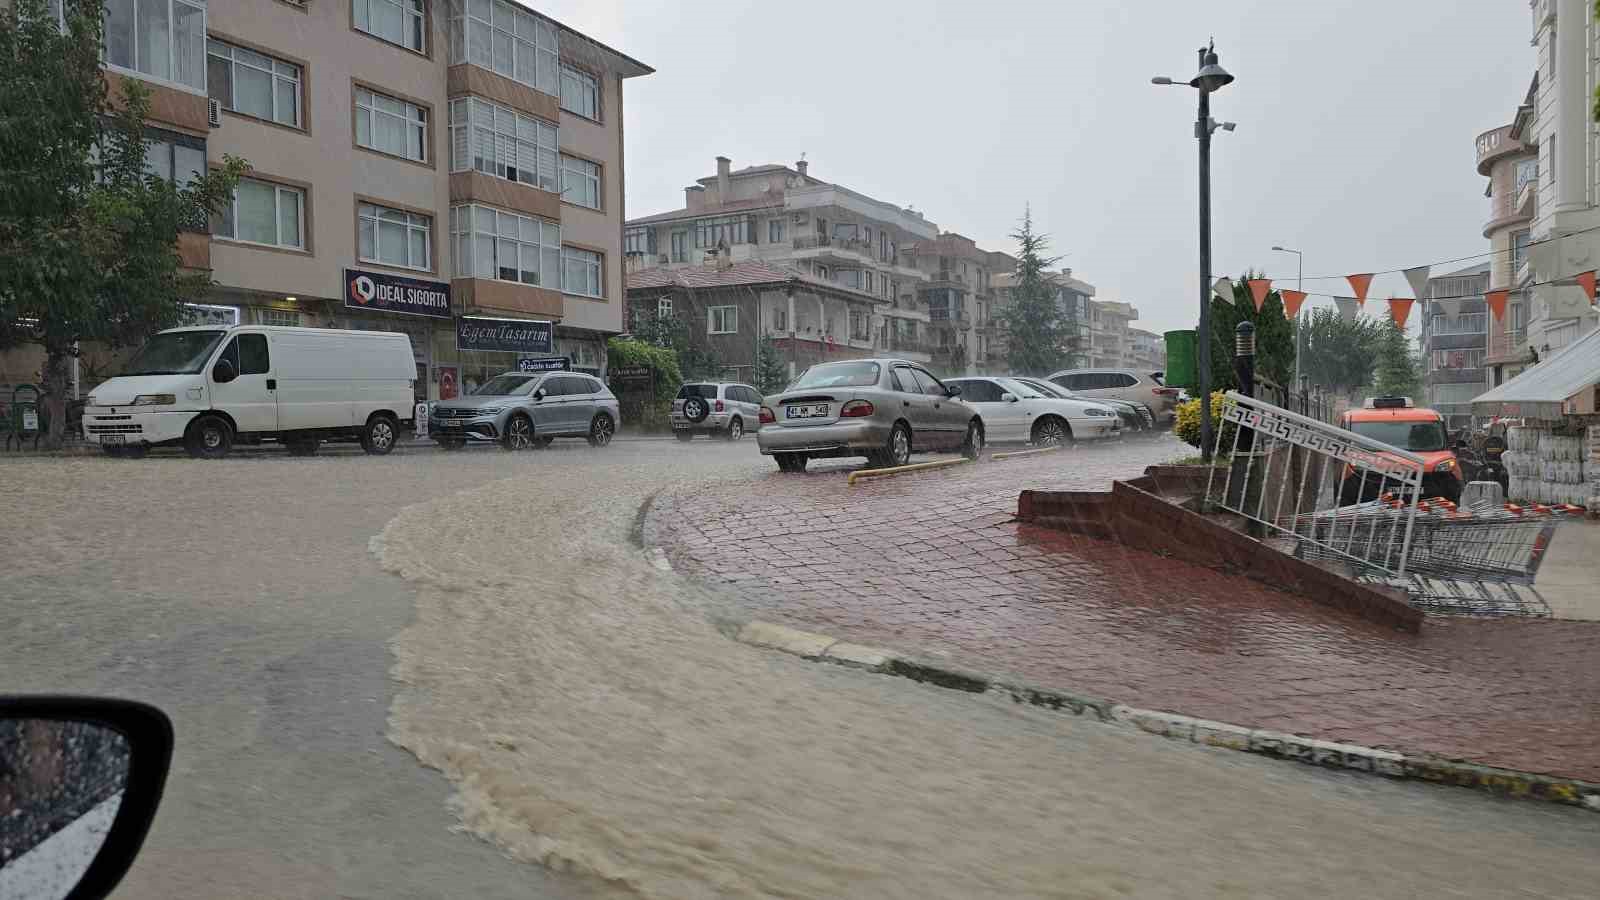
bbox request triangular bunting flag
[1388,297,1414,329]
[1280,290,1307,319]
[1486,289,1509,321]
[1247,279,1272,312]
[1346,273,1374,305]
[1334,297,1360,322]
[1212,277,1233,302]
[1578,270,1596,304]
[1403,265,1431,303]
[1436,297,1462,320]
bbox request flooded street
[2,440,1597,898]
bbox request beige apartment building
[989,268,1095,372]
[4,0,650,400]
[1475,110,1537,387]
[623,157,1010,376]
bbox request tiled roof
[625,260,881,302]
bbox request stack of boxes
[1503,427,1594,506]
[1589,425,1600,515]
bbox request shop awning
[1472,325,1600,420]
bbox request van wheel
[185,415,233,459]
[502,413,535,451]
[285,438,320,456]
[723,418,743,442]
[361,414,399,455]
[587,413,615,447]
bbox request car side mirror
[211,359,237,384]
[1000,392,1019,403]
[944,384,962,398]
[533,388,546,401]
[0,697,174,900]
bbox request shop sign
[181,303,240,326]
[456,316,553,353]
[518,356,570,372]
[610,365,654,385]
[345,268,452,319]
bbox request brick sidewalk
[646,438,1600,781]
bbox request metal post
[1197,62,1215,462]
[1292,252,1302,391]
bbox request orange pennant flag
[1578,270,1597,304]
[1247,279,1272,312]
[1280,290,1307,318]
[1346,273,1374,305]
[1486,289,1509,321]
[1388,297,1413,329]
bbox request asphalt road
[3,435,1598,899]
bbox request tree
[998,208,1067,375]
[1,0,246,447]
[1372,316,1422,399]
[631,309,722,381]
[752,334,789,394]
[1204,272,1295,393]
[1299,307,1384,396]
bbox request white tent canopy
[1472,326,1600,420]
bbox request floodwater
[375,456,1600,900]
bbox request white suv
[1046,368,1178,425]
[671,382,765,441]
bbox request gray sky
[545,0,1532,335]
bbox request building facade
[5,0,650,401]
[623,157,1008,376]
[989,268,1095,372]
[1420,263,1490,428]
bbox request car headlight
[1084,407,1113,417]
[132,394,176,406]
[475,407,504,415]
[1435,459,1455,472]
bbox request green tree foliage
[1372,316,1422,399]
[605,336,682,430]
[1204,272,1294,392]
[1,0,247,447]
[999,208,1068,375]
[752,334,788,394]
[631,310,723,381]
[1298,307,1384,395]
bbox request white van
[84,325,417,458]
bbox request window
[709,306,737,334]
[956,379,1001,403]
[917,369,948,397]
[449,203,560,285]
[695,215,753,248]
[141,129,207,190]
[238,333,270,374]
[769,219,785,244]
[1515,158,1539,194]
[891,367,921,393]
[559,64,599,119]
[356,88,428,161]
[832,223,859,241]
[850,310,870,341]
[560,155,600,208]
[670,231,688,262]
[217,178,304,249]
[257,308,301,327]
[354,0,425,53]
[449,97,559,192]
[561,246,602,297]
[880,231,889,260]
[359,203,431,270]
[1547,134,1555,186]
[624,227,655,255]
[207,40,299,127]
[1511,229,1531,272]
[772,307,787,331]
[657,297,673,318]
[450,0,558,95]
[102,0,206,91]
[863,271,874,294]
[1510,302,1528,330]
[837,269,863,290]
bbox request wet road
[3,438,1599,898]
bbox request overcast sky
[542,0,1532,335]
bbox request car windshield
[120,330,226,376]
[475,374,537,395]
[1018,378,1071,399]
[997,379,1046,399]
[1349,419,1448,452]
[678,384,718,399]
[789,362,881,389]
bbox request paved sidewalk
[646,438,1600,782]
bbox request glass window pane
[470,0,491,20]
[356,109,372,148]
[520,217,539,243]
[173,2,205,90]
[277,190,300,247]
[207,55,232,104]
[537,49,556,94]
[411,123,427,161]
[235,66,273,119]
[542,246,560,285]
[143,140,170,180]
[498,213,518,237]
[235,180,278,244]
[237,47,273,71]
[174,144,206,189]
[104,0,134,69]
[276,78,298,126]
[360,218,376,260]
[135,0,171,80]
[372,0,402,43]
[475,235,494,278]
[514,40,534,85]
[408,227,427,267]
[379,221,407,264]
[493,30,512,75]
[239,334,270,374]
[520,244,538,284]
[497,239,518,281]
[469,20,491,66]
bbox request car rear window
[678,384,717,399]
[791,362,880,389]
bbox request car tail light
[715,399,725,412]
[759,406,776,424]
[1154,387,1179,397]
[840,400,874,418]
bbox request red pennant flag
[1486,289,1509,321]
[1578,270,1597,304]
[1280,290,1307,319]
[1387,297,1413,329]
[1247,279,1272,312]
[1346,273,1374,305]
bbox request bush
[1173,391,1237,457]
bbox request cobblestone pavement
[648,436,1600,782]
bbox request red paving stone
[646,438,1600,782]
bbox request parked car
[1336,397,1462,503]
[1011,377,1152,433]
[944,377,1120,445]
[1046,368,1178,425]
[755,358,984,472]
[83,325,415,459]
[429,371,619,451]
[671,382,764,441]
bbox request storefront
[1472,326,1600,506]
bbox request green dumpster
[1163,330,1197,391]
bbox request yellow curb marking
[846,457,971,486]
[992,445,1066,461]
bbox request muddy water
[375,462,1600,900]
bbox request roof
[1472,326,1600,418]
[626,197,784,226]
[1343,407,1443,423]
[624,260,882,303]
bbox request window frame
[657,297,673,319]
[355,85,430,163]
[102,0,209,94]
[559,154,601,209]
[708,306,738,335]
[353,0,427,55]
[670,231,688,263]
[694,214,753,249]
[449,203,561,287]
[215,176,306,251]
[449,0,558,95]
[256,308,303,328]
[207,38,303,129]
[448,96,560,193]
[560,245,603,298]
[559,63,600,120]
[359,201,434,272]
[768,218,785,244]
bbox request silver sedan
[428,371,620,451]
[755,358,984,472]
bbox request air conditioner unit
[207,98,222,128]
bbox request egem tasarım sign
[455,316,554,354]
[344,268,452,319]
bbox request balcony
[880,333,934,356]
[1426,368,1489,386]
[792,234,879,262]
[1426,331,1486,352]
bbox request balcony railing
[927,306,968,322]
[792,234,879,259]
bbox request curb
[991,445,1065,461]
[846,457,970,486]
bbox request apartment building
[989,268,1094,372]
[14,0,651,400]
[903,233,1014,374]
[1089,300,1140,369]
[1476,86,1539,387]
[1420,263,1490,428]
[1127,329,1167,373]
[623,157,1007,376]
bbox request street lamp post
[1271,245,1303,399]
[1155,42,1234,462]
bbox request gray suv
[671,382,764,441]
[429,371,620,451]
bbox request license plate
[785,403,830,419]
[445,419,467,427]
[672,423,692,430]
[100,434,125,445]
